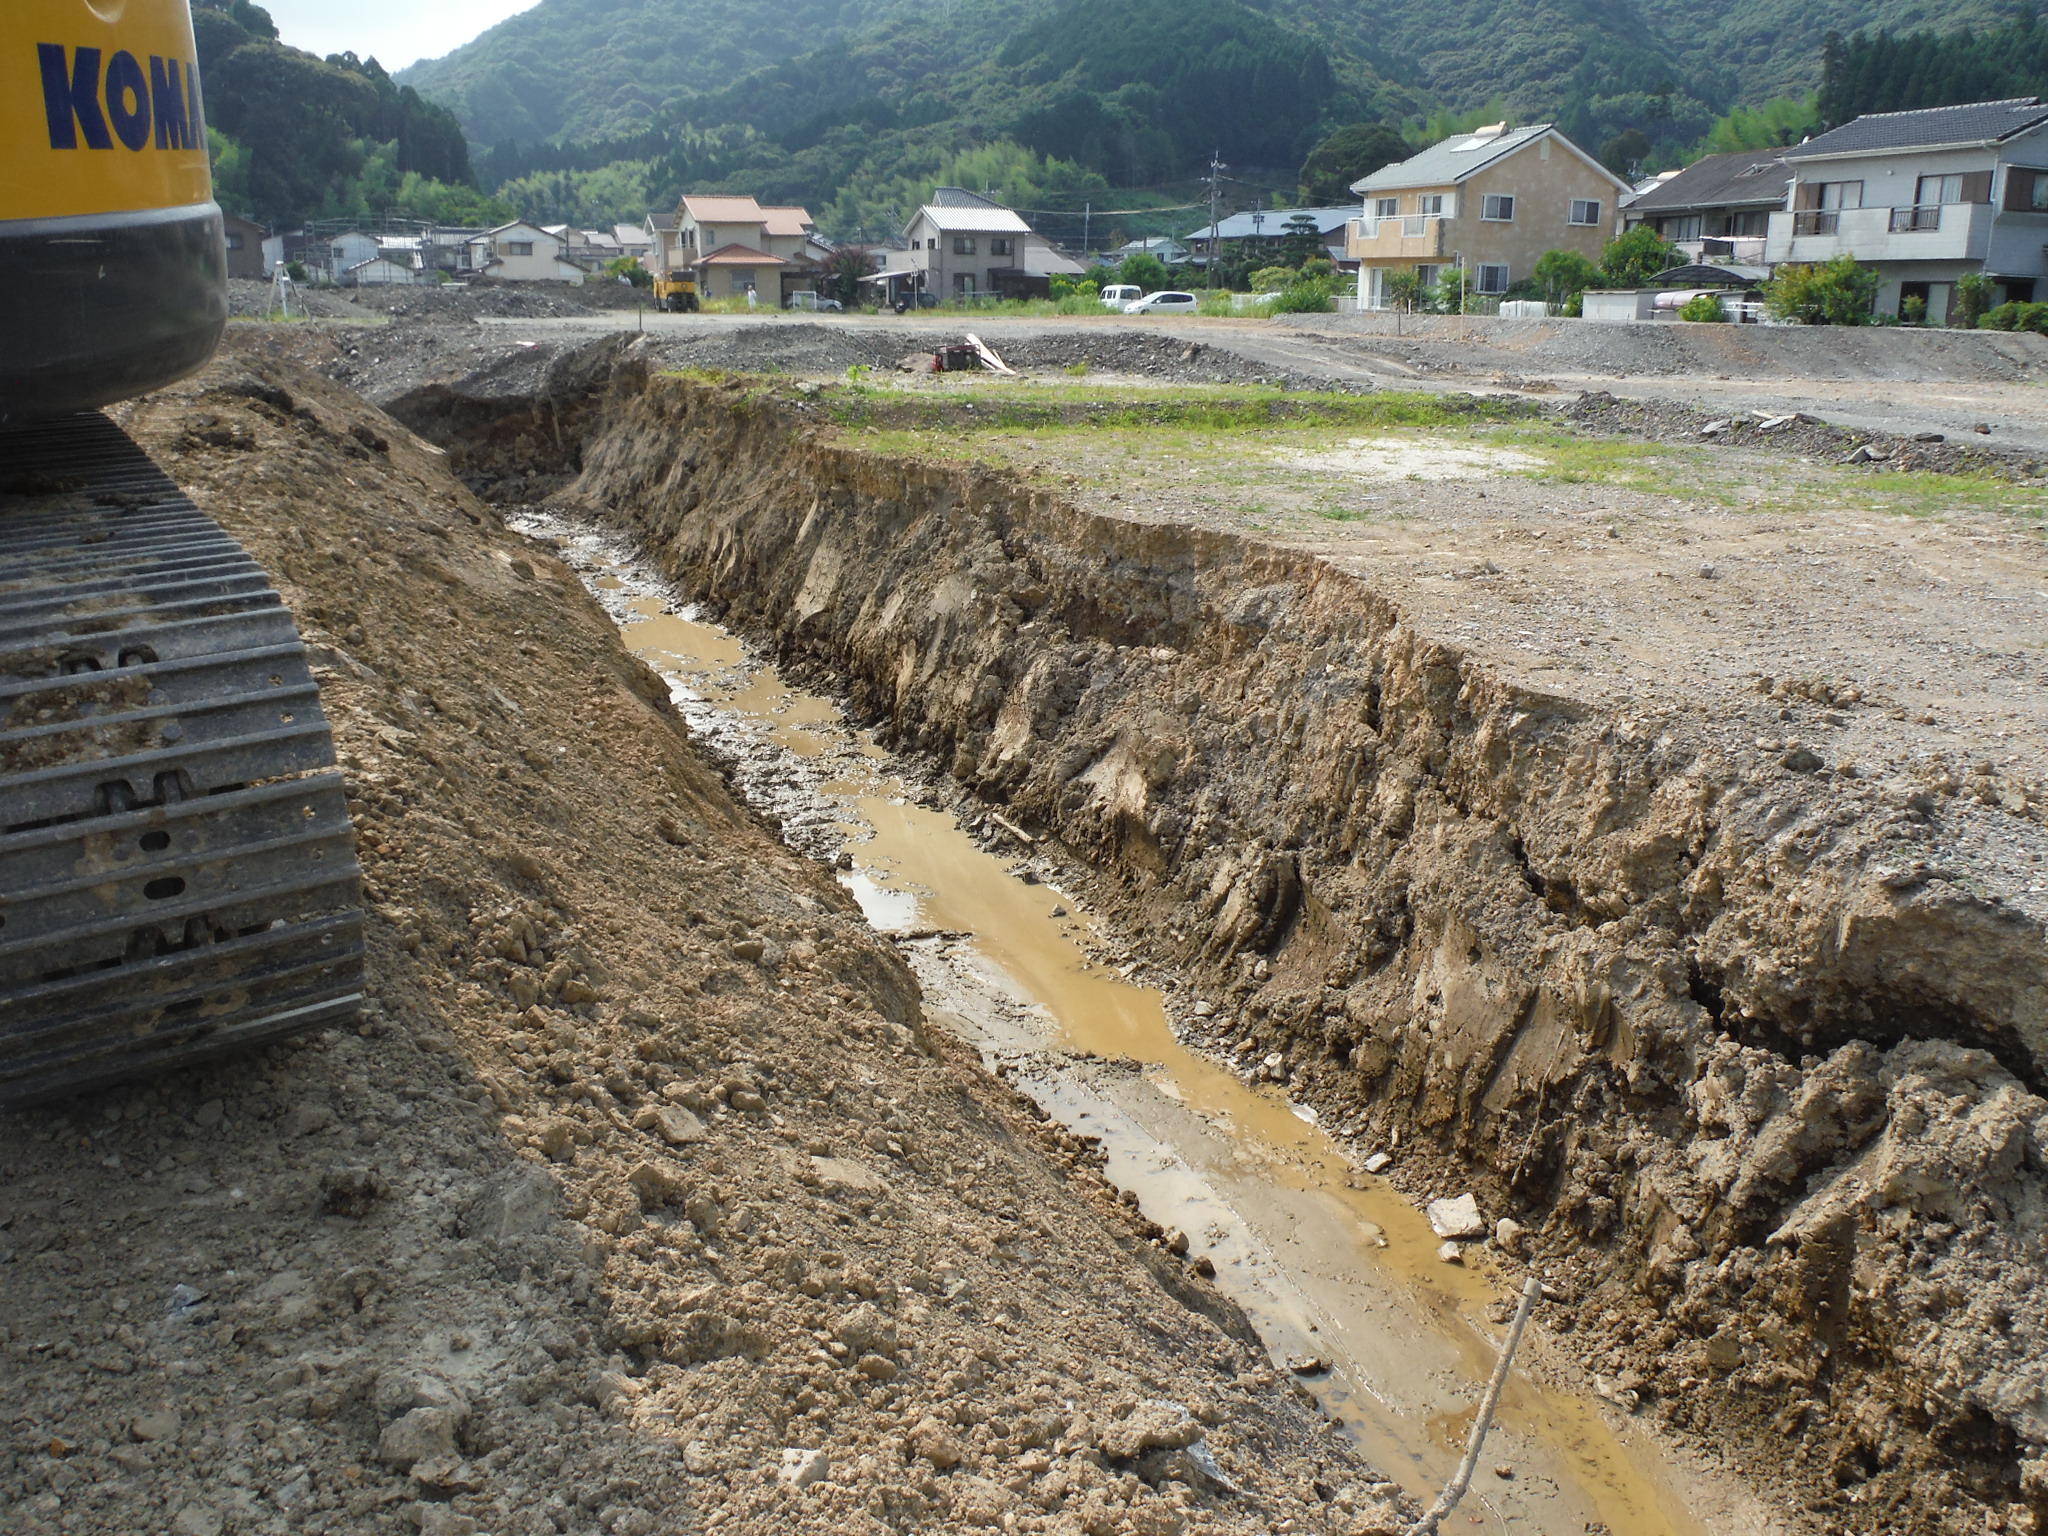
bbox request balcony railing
[1791,210,1840,237]
[1355,214,1446,240]
[1888,204,1943,233]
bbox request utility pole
[1082,201,1090,258]
[1207,148,1223,289]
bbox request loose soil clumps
[0,335,1391,1536]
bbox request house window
[953,236,976,255]
[990,237,1013,257]
[330,246,345,262]
[1417,194,1446,216]
[1657,214,1702,242]
[225,232,245,250]
[1568,198,1602,226]
[508,241,534,256]
[1916,174,1964,206]
[1819,181,1862,210]
[953,272,977,294]
[1729,209,1769,237]
[1373,197,1398,219]
[1415,265,1440,289]
[1476,264,1510,294]
[1481,194,1515,221]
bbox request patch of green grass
[1849,470,2046,519]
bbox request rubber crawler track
[0,412,364,1107]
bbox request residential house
[467,221,591,284]
[868,188,1083,303]
[612,223,653,268]
[1622,151,1791,266]
[1764,97,2048,321]
[644,195,833,304]
[1347,123,1630,307]
[223,212,266,279]
[345,251,430,286]
[1181,207,1358,271]
[1112,236,1190,266]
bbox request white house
[467,221,591,284]
[867,188,1083,304]
[1764,97,2048,321]
[345,253,429,286]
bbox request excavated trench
[393,350,2048,1536]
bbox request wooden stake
[1408,1276,1543,1536]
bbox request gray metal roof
[1628,152,1791,213]
[1182,206,1358,241]
[1354,123,1601,193]
[1786,98,2048,159]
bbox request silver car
[1123,290,1199,314]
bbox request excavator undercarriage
[0,411,365,1107]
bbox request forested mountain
[400,0,2020,156]
[375,0,2033,240]
[1819,10,2048,121]
[194,0,504,226]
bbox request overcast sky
[259,0,539,71]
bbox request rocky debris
[1561,388,2037,478]
[1425,1193,1486,1239]
[0,338,1373,1536]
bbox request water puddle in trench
[517,510,1771,1536]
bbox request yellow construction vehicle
[1,0,364,1106]
[652,268,700,312]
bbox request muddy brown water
[535,515,1778,1536]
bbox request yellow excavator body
[1,0,227,421]
[1,2,363,1106]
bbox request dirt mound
[1295,311,2048,386]
[543,367,2048,1536]
[0,337,1385,1536]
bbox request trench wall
[412,362,2048,1528]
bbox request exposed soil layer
[0,335,1393,1536]
[456,361,2048,1536]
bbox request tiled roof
[929,187,1007,208]
[1627,152,1792,212]
[760,206,814,236]
[680,195,766,222]
[1786,98,2048,158]
[696,243,786,266]
[1182,206,1357,241]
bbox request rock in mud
[1426,1193,1486,1239]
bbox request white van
[1099,284,1141,310]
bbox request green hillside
[394,0,977,146]
[401,0,2024,156]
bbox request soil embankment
[1,336,1388,1536]
[455,361,2048,1536]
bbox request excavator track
[0,412,364,1108]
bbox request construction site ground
[4,296,2047,1536]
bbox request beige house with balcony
[1764,98,2048,322]
[646,195,834,304]
[1348,123,1628,307]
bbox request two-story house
[1764,98,2048,321]
[645,196,833,304]
[467,221,592,284]
[1622,151,1791,266]
[1348,123,1629,308]
[869,189,1083,303]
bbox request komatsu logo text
[37,43,203,152]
